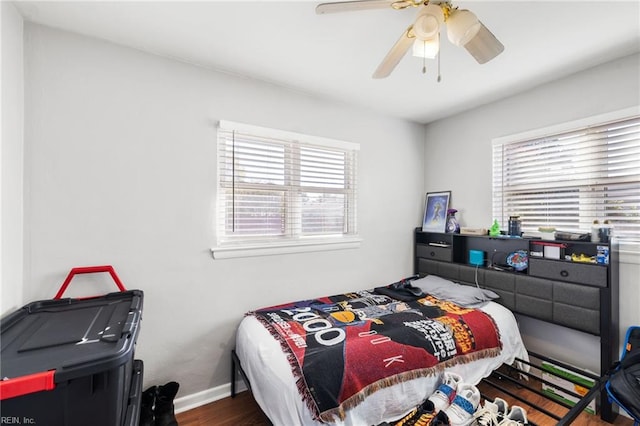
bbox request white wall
[21,23,425,399]
[1,2,24,314]
[424,53,640,372]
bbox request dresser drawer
[416,244,453,262]
[528,258,607,287]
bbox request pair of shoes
[470,397,528,426]
[439,383,481,425]
[428,373,480,426]
[428,372,464,412]
[470,397,508,426]
[139,382,180,426]
[497,406,528,425]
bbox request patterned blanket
[250,289,502,422]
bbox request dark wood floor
[176,383,634,426]
[175,390,270,426]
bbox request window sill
[211,237,362,260]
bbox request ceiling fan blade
[316,0,399,14]
[463,22,504,64]
[372,26,414,79]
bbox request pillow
[412,274,499,307]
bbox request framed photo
[422,191,451,232]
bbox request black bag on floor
[605,326,640,422]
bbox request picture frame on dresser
[422,191,450,232]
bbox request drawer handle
[560,270,569,277]
[430,251,436,257]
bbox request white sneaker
[498,405,528,425]
[471,397,509,426]
[428,372,463,412]
[441,383,481,426]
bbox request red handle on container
[0,371,55,400]
[54,265,127,300]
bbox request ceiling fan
[316,0,504,79]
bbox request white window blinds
[216,121,359,247]
[493,113,640,243]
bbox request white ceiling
[12,0,640,123]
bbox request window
[213,121,359,258]
[493,110,640,243]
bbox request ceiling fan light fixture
[446,9,481,46]
[316,0,505,78]
[412,34,439,58]
[413,4,444,40]
[462,22,504,64]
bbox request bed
[233,274,528,425]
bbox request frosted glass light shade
[446,9,481,46]
[412,36,439,58]
[413,4,444,40]
[463,23,504,63]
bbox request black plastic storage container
[0,266,143,426]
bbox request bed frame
[480,351,610,426]
[414,227,619,424]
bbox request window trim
[211,236,363,259]
[212,121,360,259]
[219,120,360,152]
[492,106,639,149]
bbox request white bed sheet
[235,301,528,426]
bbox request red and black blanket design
[250,290,502,422]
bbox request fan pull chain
[437,49,442,82]
[422,55,427,74]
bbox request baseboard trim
[174,382,248,414]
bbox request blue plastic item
[469,250,485,266]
